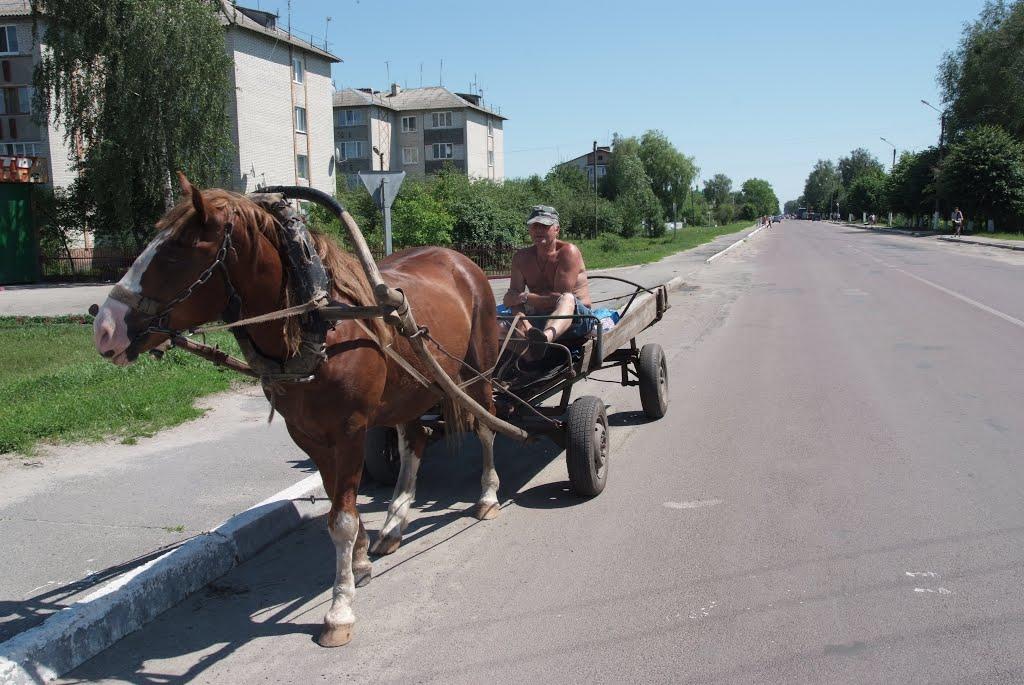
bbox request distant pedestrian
[952,207,964,236]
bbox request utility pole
[592,140,598,238]
[921,100,946,229]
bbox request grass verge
[0,316,252,456]
[576,221,753,270]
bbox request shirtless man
[503,205,593,344]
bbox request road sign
[358,171,406,256]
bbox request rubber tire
[363,427,400,486]
[638,343,669,420]
[565,395,609,497]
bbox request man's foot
[527,327,549,345]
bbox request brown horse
[92,175,502,647]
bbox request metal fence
[38,243,524,283]
[38,248,140,283]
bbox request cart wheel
[638,343,669,420]
[363,427,400,486]
[566,396,609,497]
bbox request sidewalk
[0,283,111,317]
[0,223,755,647]
[937,234,1024,251]
[0,386,311,642]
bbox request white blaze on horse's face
[93,230,171,365]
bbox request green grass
[576,222,754,270]
[979,232,1024,241]
[0,316,252,456]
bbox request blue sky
[268,0,985,203]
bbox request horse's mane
[160,189,391,355]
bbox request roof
[332,89,391,109]
[0,0,30,17]
[219,1,341,63]
[333,86,506,120]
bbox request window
[294,106,307,133]
[431,111,452,128]
[487,118,494,135]
[432,143,453,160]
[17,86,30,114]
[335,109,364,126]
[296,154,309,179]
[402,147,418,165]
[291,55,304,83]
[338,141,364,159]
[2,141,44,156]
[401,116,417,133]
[0,27,18,55]
[487,149,494,167]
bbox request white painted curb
[705,224,764,263]
[0,474,328,684]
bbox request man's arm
[552,244,585,295]
[502,252,529,308]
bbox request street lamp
[880,137,897,170]
[921,100,947,229]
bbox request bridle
[109,218,242,351]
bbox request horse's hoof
[475,501,500,520]
[318,623,354,648]
[370,534,401,556]
[354,564,373,587]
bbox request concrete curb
[0,474,328,684]
[937,235,1024,252]
[706,223,764,263]
[842,222,938,238]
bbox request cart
[364,275,677,497]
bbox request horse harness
[108,193,336,386]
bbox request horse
[92,174,502,647]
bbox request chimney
[390,83,401,96]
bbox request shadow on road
[60,433,578,682]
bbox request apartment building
[0,0,76,187]
[333,84,506,184]
[558,145,611,184]
[220,2,340,196]
[0,1,340,196]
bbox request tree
[702,173,733,207]
[638,130,698,221]
[846,170,888,216]
[33,0,233,248]
[939,0,1024,141]
[783,198,803,215]
[803,160,841,215]
[938,124,1024,228]
[604,135,664,237]
[838,148,885,189]
[739,178,780,217]
[887,148,941,220]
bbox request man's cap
[526,205,559,227]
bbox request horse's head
[94,173,240,365]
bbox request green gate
[0,184,38,284]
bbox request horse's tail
[440,396,469,454]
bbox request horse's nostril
[101,349,115,358]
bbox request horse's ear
[177,171,208,225]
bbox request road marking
[914,587,952,595]
[706,224,766,263]
[905,571,938,578]
[854,248,1024,330]
[664,499,723,509]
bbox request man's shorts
[565,298,596,339]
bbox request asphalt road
[63,221,1024,683]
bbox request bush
[598,233,623,253]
